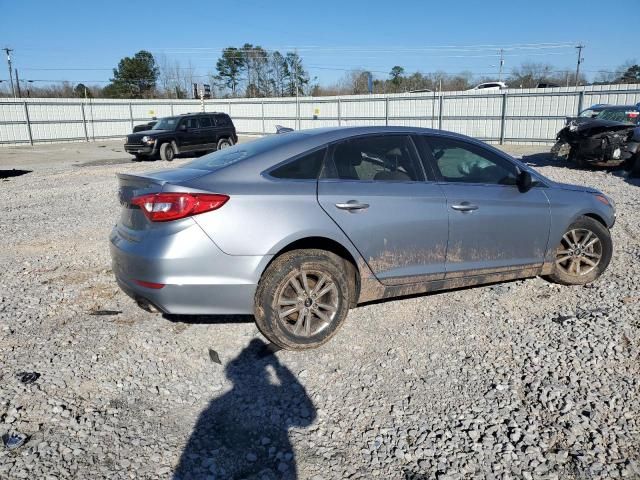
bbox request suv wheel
[254,249,351,350]
[217,138,233,150]
[548,216,612,285]
[160,142,175,161]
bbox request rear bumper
[109,221,271,315]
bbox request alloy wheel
[555,228,602,277]
[276,269,339,337]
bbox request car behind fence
[1,84,639,146]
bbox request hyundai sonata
[110,127,615,350]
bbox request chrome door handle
[335,200,370,211]
[451,202,479,212]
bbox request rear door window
[325,135,423,181]
[199,116,212,128]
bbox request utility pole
[498,49,505,82]
[3,47,15,98]
[575,44,585,87]
[15,69,22,97]
[294,50,300,130]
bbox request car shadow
[624,174,640,188]
[163,313,255,325]
[173,338,315,480]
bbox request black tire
[217,137,233,150]
[254,249,351,350]
[568,146,586,168]
[160,142,175,161]
[547,216,612,285]
[630,154,640,178]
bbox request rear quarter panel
[189,178,363,262]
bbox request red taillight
[131,192,229,222]
[134,280,165,289]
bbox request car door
[317,134,449,284]
[197,115,215,150]
[420,135,551,277]
[177,117,199,151]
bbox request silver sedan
[110,127,615,350]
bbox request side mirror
[179,124,187,131]
[516,170,532,192]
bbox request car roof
[188,125,498,181]
[598,105,640,111]
[177,112,228,116]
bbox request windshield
[596,109,639,124]
[579,109,597,118]
[184,131,309,171]
[152,117,179,130]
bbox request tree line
[1,49,639,99]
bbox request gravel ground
[0,140,639,480]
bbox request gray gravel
[0,141,639,479]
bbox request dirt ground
[0,138,638,480]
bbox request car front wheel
[548,216,612,285]
[254,249,351,350]
[160,142,175,161]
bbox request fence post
[80,103,89,142]
[499,92,508,145]
[261,101,265,134]
[170,103,174,116]
[385,97,389,126]
[577,90,585,115]
[128,103,134,131]
[438,95,444,130]
[337,98,341,126]
[23,101,33,146]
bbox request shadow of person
[174,339,315,480]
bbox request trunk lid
[116,168,211,231]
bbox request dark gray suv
[124,112,238,161]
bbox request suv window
[425,137,517,185]
[326,135,423,181]
[181,117,199,129]
[215,114,231,126]
[199,116,212,128]
[270,148,326,180]
[152,117,179,130]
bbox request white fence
[1,84,640,147]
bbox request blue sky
[1,0,636,87]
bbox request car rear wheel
[160,142,175,161]
[217,138,233,150]
[548,216,612,285]
[254,249,351,350]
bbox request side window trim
[321,133,427,183]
